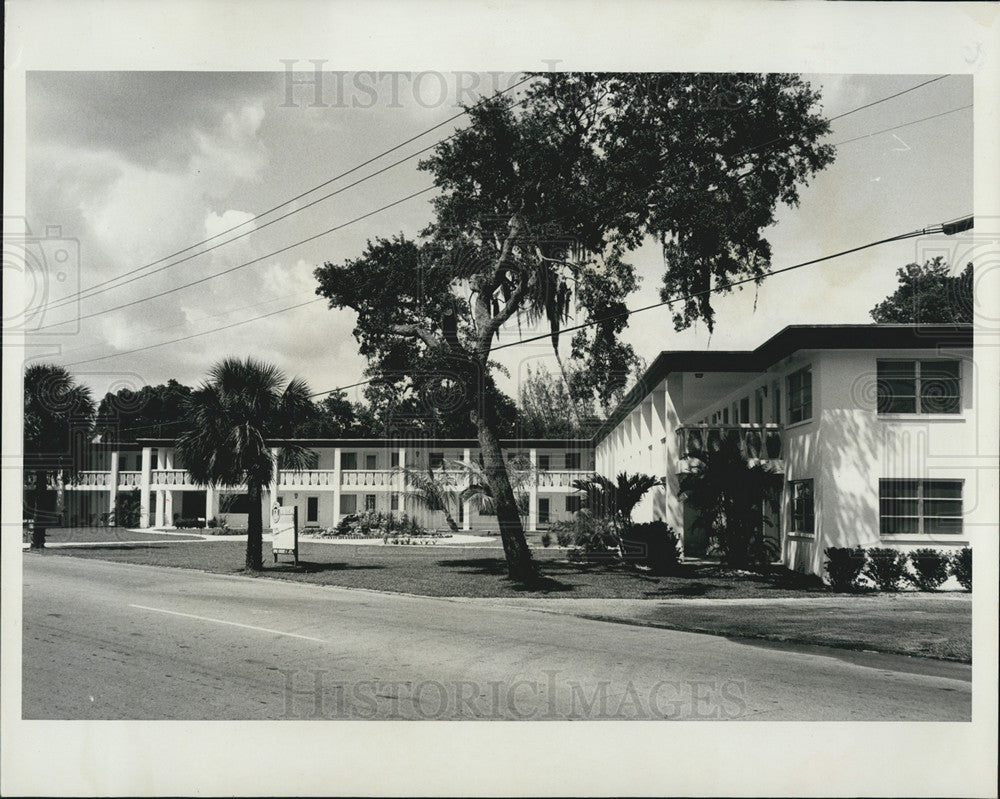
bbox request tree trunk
[246,482,264,571]
[469,405,537,583]
[442,507,460,534]
[30,470,49,549]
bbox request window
[390,452,399,468]
[772,382,782,425]
[537,455,550,471]
[340,494,357,515]
[390,493,399,511]
[739,397,750,424]
[565,452,581,470]
[787,367,812,424]
[538,498,550,524]
[877,360,961,414]
[429,452,445,469]
[565,495,582,513]
[880,480,963,536]
[790,480,814,535]
[365,454,377,470]
[722,407,729,424]
[754,389,765,424]
[365,494,376,512]
[340,452,357,470]
[307,496,319,523]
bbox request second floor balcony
[675,424,784,470]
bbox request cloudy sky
[25,70,973,406]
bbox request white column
[139,446,152,528]
[268,447,280,529]
[528,447,538,531]
[332,447,342,527]
[398,447,406,515]
[154,449,166,527]
[462,447,471,531]
[205,485,216,524]
[164,448,174,524]
[108,450,120,527]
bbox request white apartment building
[594,324,984,576]
[58,437,594,534]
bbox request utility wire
[40,74,951,321]
[47,79,968,361]
[833,104,972,147]
[37,186,435,331]
[62,298,324,367]
[44,75,535,314]
[306,217,971,397]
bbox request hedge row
[824,546,971,592]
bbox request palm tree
[453,456,532,519]
[23,364,96,548]
[176,358,313,570]
[400,465,463,533]
[571,472,665,557]
[678,433,780,571]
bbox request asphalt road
[22,554,971,720]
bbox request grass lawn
[570,596,972,662]
[35,531,971,662]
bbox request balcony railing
[280,470,339,487]
[676,424,784,463]
[118,471,142,487]
[151,470,196,487]
[340,469,395,487]
[60,467,597,491]
[537,470,590,488]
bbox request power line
[44,75,535,315]
[62,298,324,367]
[42,74,951,320]
[45,78,968,359]
[36,186,435,332]
[832,104,972,147]
[827,75,948,122]
[307,216,971,397]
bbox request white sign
[271,504,297,555]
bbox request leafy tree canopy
[95,378,192,443]
[315,72,834,580]
[870,258,973,324]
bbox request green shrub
[540,532,552,548]
[554,527,573,547]
[950,547,972,591]
[824,546,866,591]
[623,521,681,575]
[114,489,140,528]
[174,517,206,529]
[863,547,908,591]
[907,548,950,591]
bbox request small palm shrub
[907,548,950,591]
[623,521,682,575]
[863,547,908,591]
[950,547,972,591]
[824,547,866,591]
[540,532,552,548]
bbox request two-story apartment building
[593,324,983,576]
[58,437,594,534]
[48,323,987,577]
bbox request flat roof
[592,323,973,443]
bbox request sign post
[271,503,298,565]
